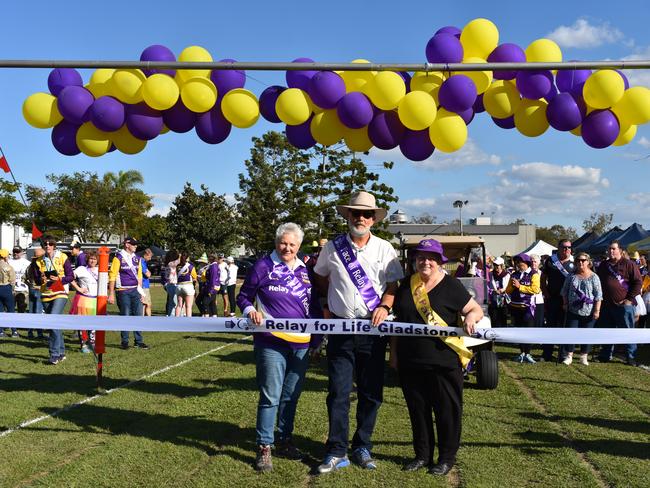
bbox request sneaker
[275,439,304,460]
[11,330,19,338]
[134,342,149,350]
[523,354,536,364]
[561,353,573,365]
[351,447,377,470]
[120,342,130,350]
[48,356,60,365]
[317,455,350,474]
[0,330,4,337]
[513,353,525,363]
[626,357,637,367]
[579,354,589,366]
[229,313,236,317]
[81,344,93,354]
[58,355,67,363]
[255,444,273,472]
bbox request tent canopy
[628,236,650,253]
[520,239,557,257]
[588,224,649,255]
[573,231,600,251]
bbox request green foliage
[132,214,170,249]
[0,179,26,224]
[166,182,238,256]
[536,224,578,244]
[582,212,614,234]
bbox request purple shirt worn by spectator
[205,262,221,294]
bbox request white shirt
[74,266,99,297]
[219,261,229,285]
[8,257,30,292]
[314,233,404,318]
[227,264,238,286]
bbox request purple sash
[551,254,570,278]
[571,281,595,309]
[607,262,629,291]
[333,234,381,310]
[272,262,311,316]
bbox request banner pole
[95,246,109,391]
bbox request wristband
[378,304,391,313]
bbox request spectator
[162,249,179,316]
[201,253,221,317]
[218,254,230,316]
[195,253,209,316]
[141,248,153,317]
[488,257,510,327]
[175,252,197,317]
[530,254,545,329]
[226,256,238,317]
[8,246,30,318]
[506,253,541,363]
[0,249,17,337]
[69,250,99,353]
[25,248,45,339]
[70,242,87,269]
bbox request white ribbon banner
[2,313,650,344]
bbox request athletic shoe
[80,344,93,354]
[11,330,19,338]
[275,439,304,460]
[561,353,573,365]
[513,353,525,363]
[351,447,377,470]
[523,354,537,364]
[120,342,129,350]
[0,330,4,337]
[627,357,637,367]
[317,455,350,474]
[48,356,60,365]
[255,444,273,472]
[579,354,589,366]
[134,342,149,350]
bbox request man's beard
[349,222,370,238]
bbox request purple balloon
[195,107,232,144]
[57,86,94,125]
[337,92,374,129]
[516,70,554,99]
[210,59,246,98]
[259,86,286,123]
[163,99,196,133]
[473,94,485,113]
[435,26,461,38]
[439,75,477,113]
[556,65,591,94]
[125,103,163,140]
[90,96,125,132]
[308,71,346,109]
[426,33,464,63]
[140,44,176,77]
[487,43,526,80]
[492,116,515,129]
[544,84,559,103]
[547,93,585,131]
[398,71,412,93]
[368,111,405,149]
[615,70,630,90]
[285,117,316,149]
[457,107,475,125]
[400,129,434,161]
[286,57,317,91]
[581,109,619,149]
[48,68,83,96]
[51,120,80,156]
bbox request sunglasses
[576,258,589,262]
[560,246,572,250]
[350,210,375,219]
[45,242,56,246]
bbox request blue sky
[1,0,649,233]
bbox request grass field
[1,285,648,487]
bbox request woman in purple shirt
[237,222,321,472]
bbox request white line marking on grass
[0,335,252,439]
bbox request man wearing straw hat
[314,190,404,474]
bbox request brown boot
[255,444,273,472]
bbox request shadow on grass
[520,412,650,436]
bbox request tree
[166,183,238,256]
[582,212,613,234]
[536,224,578,244]
[0,180,26,224]
[412,212,436,224]
[132,214,170,249]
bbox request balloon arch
[21,18,650,160]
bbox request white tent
[520,239,557,257]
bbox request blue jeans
[164,284,177,316]
[116,288,143,344]
[44,298,67,358]
[28,289,44,337]
[325,334,387,456]
[254,345,309,446]
[597,303,636,360]
[561,311,596,357]
[0,284,16,334]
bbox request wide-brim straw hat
[336,191,388,221]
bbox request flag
[0,155,9,173]
[31,222,43,240]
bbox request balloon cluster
[22,19,650,159]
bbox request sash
[266,261,312,343]
[333,234,381,311]
[118,250,139,279]
[606,262,629,292]
[509,270,536,315]
[571,279,595,309]
[551,254,570,278]
[410,273,473,368]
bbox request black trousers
[399,365,463,464]
[509,306,535,354]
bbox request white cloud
[413,138,502,170]
[148,193,176,217]
[639,137,650,149]
[547,18,624,48]
[623,47,650,88]
[401,197,436,208]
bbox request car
[399,235,498,390]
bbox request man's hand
[108,294,115,305]
[371,306,389,327]
[248,310,263,326]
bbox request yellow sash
[410,273,473,368]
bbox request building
[0,223,32,250]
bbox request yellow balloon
[514,99,549,137]
[459,57,493,94]
[460,18,499,59]
[111,126,147,155]
[429,109,467,153]
[343,127,373,152]
[180,77,217,113]
[570,125,582,136]
[176,45,213,84]
[366,71,405,110]
[483,80,521,118]
[76,122,111,157]
[525,38,562,63]
[23,92,63,128]
[612,86,650,125]
[410,71,445,100]
[109,69,146,104]
[583,70,625,109]
[398,91,437,130]
[310,110,345,146]
[613,123,637,146]
[142,74,180,111]
[275,88,312,125]
[340,59,376,93]
[87,69,115,98]
[160,124,170,135]
[221,88,260,128]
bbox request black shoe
[626,357,637,367]
[120,342,129,350]
[274,439,304,460]
[403,459,429,472]
[134,342,149,350]
[429,462,454,475]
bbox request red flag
[0,155,9,173]
[31,222,43,240]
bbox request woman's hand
[248,310,263,326]
[371,306,389,327]
[592,310,600,320]
[512,279,520,289]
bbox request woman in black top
[390,239,483,476]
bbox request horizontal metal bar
[0,60,649,71]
